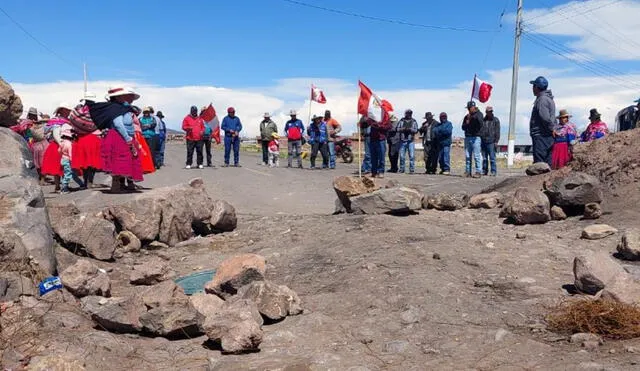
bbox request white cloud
[518,0,640,61]
[9,66,639,145]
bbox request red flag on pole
[200,103,216,122]
[471,75,493,103]
[358,80,393,123]
[311,84,327,104]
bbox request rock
[500,188,550,225]
[147,241,169,250]
[202,299,264,353]
[550,205,568,221]
[60,259,111,298]
[545,171,603,207]
[570,333,602,345]
[0,78,23,127]
[385,179,400,189]
[26,355,86,371]
[583,203,602,219]
[116,231,141,253]
[601,273,640,305]
[617,229,640,261]
[333,198,347,215]
[432,253,441,260]
[469,192,504,209]
[333,176,379,212]
[0,229,28,266]
[205,254,266,299]
[237,281,303,321]
[350,187,423,215]
[209,200,237,232]
[103,180,221,246]
[80,295,146,333]
[0,272,37,301]
[516,233,527,240]
[383,340,409,354]
[573,250,626,295]
[129,258,173,285]
[525,162,551,176]
[46,201,81,223]
[51,212,116,261]
[582,224,618,240]
[426,192,469,211]
[190,292,225,318]
[138,281,204,337]
[399,306,421,325]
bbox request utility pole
[83,62,88,94]
[507,0,523,167]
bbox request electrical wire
[480,0,511,71]
[524,0,622,31]
[280,0,494,33]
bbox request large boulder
[81,295,146,333]
[190,292,225,318]
[545,171,603,207]
[51,212,117,261]
[138,281,203,337]
[209,200,237,233]
[499,188,550,225]
[237,281,303,321]
[469,192,504,209]
[129,258,173,285]
[205,254,266,299]
[525,162,551,176]
[601,273,640,305]
[425,192,469,211]
[202,299,264,354]
[60,259,111,298]
[573,250,626,295]
[333,176,379,212]
[0,78,23,128]
[617,229,640,261]
[350,187,423,215]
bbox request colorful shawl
[553,122,577,144]
[580,121,609,142]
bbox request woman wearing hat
[29,115,50,185]
[70,94,103,188]
[307,115,329,169]
[131,106,156,174]
[41,103,73,192]
[580,108,609,143]
[551,109,577,170]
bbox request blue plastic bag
[39,276,63,296]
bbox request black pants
[144,135,158,169]
[261,140,269,165]
[204,139,212,166]
[388,142,399,172]
[186,140,204,166]
[310,142,329,168]
[424,142,438,174]
[532,135,554,165]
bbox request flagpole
[357,95,362,178]
[470,73,476,102]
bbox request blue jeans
[481,141,497,175]
[438,144,451,172]
[224,136,240,165]
[361,136,371,172]
[156,134,166,166]
[369,139,386,175]
[464,136,482,175]
[328,142,336,169]
[399,141,415,173]
[61,158,84,189]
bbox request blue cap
[466,101,476,109]
[529,76,549,90]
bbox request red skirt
[552,142,572,170]
[72,133,102,170]
[31,140,49,170]
[101,130,144,182]
[135,132,156,174]
[41,142,63,176]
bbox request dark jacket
[259,119,278,141]
[432,120,453,147]
[481,115,500,144]
[530,90,556,137]
[419,119,438,144]
[396,118,418,142]
[462,110,484,137]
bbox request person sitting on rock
[580,108,609,143]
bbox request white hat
[289,109,297,116]
[263,112,271,118]
[53,102,73,116]
[80,92,99,103]
[105,86,140,101]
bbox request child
[58,124,85,194]
[268,133,280,167]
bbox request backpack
[69,105,97,134]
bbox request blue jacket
[221,116,242,135]
[432,120,453,146]
[307,121,327,144]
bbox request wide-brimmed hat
[27,107,38,117]
[486,106,494,112]
[589,108,601,120]
[156,111,164,118]
[143,106,153,113]
[105,86,140,101]
[557,109,572,119]
[53,102,73,116]
[424,112,433,119]
[263,112,271,118]
[312,114,322,120]
[289,109,297,116]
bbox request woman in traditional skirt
[70,93,103,188]
[131,107,156,174]
[41,103,73,192]
[97,86,143,193]
[29,117,49,185]
[551,109,577,170]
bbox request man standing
[529,76,556,165]
[462,101,484,178]
[386,120,400,173]
[155,110,167,168]
[324,110,342,169]
[396,109,418,174]
[481,106,500,176]
[419,112,438,174]
[284,109,305,169]
[432,112,453,175]
[359,118,372,174]
[221,107,243,167]
[259,112,278,166]
[363,115,393,179]
[181,105,205,169]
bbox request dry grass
[547,299,640,340]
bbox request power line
[525,0,622,30]
[280,0,494,33]
[480,0,511,70]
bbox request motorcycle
[334,137,354,163]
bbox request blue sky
[3,0,640,142]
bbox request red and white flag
[200,103,217,122]
[357,81,394,123]
[311,84,327,104]
[471,75,493,103]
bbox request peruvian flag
[200,103,221,144]
[200,103,217,122]
[311,84,327,104]
[357,81,394,123]
[471,75,493,103]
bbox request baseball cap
[529,76,549,90]
[466,101,476,109]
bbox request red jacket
[182,115,205,141]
